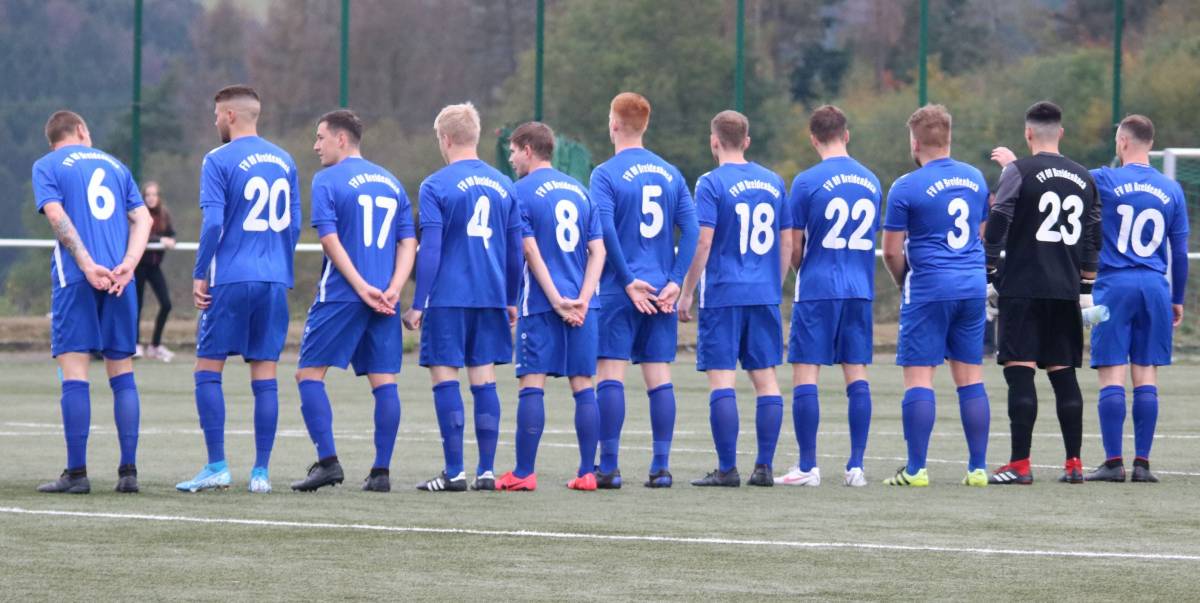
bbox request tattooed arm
[109,205,151,295]
[42,201,112,291]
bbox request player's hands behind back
[357,284,395,315]
[402,308,423,330]
[108,260,136,296]
[678,290,695,323]
[655,281,681,314]
[193,278,212,310]
[625,279,659,315]
[82,262,114,292]
[552,297,587,327]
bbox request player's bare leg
[641,361,675,487]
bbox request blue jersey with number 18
[195,136,301,287]
[883,157,989,304]
[516,167,603,316]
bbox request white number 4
[467,195,493,248]
[356,195,398,249]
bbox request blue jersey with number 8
[516,167,602,316]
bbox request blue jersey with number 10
[694,162,790,308]
[883,157,989,304]
[32,145,144,289]
[516,167,603,316]
[311,157,416,303]
[1091,164,1189,275]
[195,136,301,287]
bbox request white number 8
[554,199,580,252]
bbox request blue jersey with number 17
[1091,164,1189,274]
[32,145,144,290]
[516,167,603,316]
[311,157,416,303]
[195,136,301,287]
[788,156,882,302]
[694,162,790,308]
[883,157,989,304]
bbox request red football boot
[566,472,597,491]
[496,471,537,492]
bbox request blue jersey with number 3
[418,159,521,309]
[883,157,989,304]
[1091,164,1189,274]
[33,145,144,290]
[516,167,602,316]
[694,162,790,308]
[788,156,882,302]
[311,157,416,303]
[195,136,301,287]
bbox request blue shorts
[196,282,289,362]
[299,301,403,376]
[788,299,873,365]
[597,293,677,364]
[697,305,782,371]
[1091,269,1173,367]
[516,310,599,377]
[897,298,985,366]
[419,307,513,368]
[51,281,137,359]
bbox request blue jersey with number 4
[195,136,301,287]
[789,156,882,302]
[311,157,416,303]
[33,145,144,289]
[419,159,521,309]
[516,167,602,316]
[883,157,989,304]
[1091,164,1189,274]
[694,162,790,308]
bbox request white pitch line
[0,506,1196,562]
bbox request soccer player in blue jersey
[1084,115,1189,483]
[780,105,881,488]
[33,111,151,494]
[177,85,301,493]
[403,103,523,493]
[289,110,417,493]
[497,121,606,492]
[589,92,699,488]
[881,104,991,487]
[678,111,789,488]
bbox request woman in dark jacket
[135,181,177,362]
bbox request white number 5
[640,185,664,238]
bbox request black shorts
[996,297,1082,368]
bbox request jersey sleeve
[395,187,416,241]
[669,176,699,285]
[417,178,443,229]
[288,160,302,245]
[776,174,794,229]
[32,159,61,212]
[518,193,534,238]
[122,165,145,212]
[310,173,337,238]
[882,180,909,232]
[198,154,226,212]
[693,174,719,228]
[586,196,603,241]
[788,174,808,231]
[1080,170,1101,272]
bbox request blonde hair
[907,104,952,149]
[434,102,481,146]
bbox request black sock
[1049,368,1084,459]
[1004,366,1038,462]
[319,455,339,468]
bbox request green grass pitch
[2,351,1199,600]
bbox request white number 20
[243,176,291,232]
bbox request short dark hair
[808,105,847,144]
[213,84,260,104]
[44,110,85,145]
[711,110,749,149]
[1025,101,1062,126]
[1118,114,1155,144]
[319,109,364,144]
[510,121,555,160]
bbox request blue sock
[471,382,501,475]
[902,387,936,475]
[60,380,90,471]
[846,380,872,470]
[1132,385,1158,460]
[251,379,278,469]
[648,383,676,473]
[372,383,401,470]
[709,389,739,472]
[298,380,336,460]
[792,384,819,472]
[596,380,625,473]
[194,371,225,464]
[573,388,600,477]
[109,372,139,466]
[755,395,783,467]
[514,387,545,478]
[433,381,465,477]
[1098,385,1126,461]
[957,382,990,472]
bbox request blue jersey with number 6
[311,157,416,303]
[883,157,989,304]
[418,159,521,309]
[195,136,301,287]
[789,156,882,302]
[516,167,602,316]
[694,162,790,308]
[1091,164,1189,275]
[32,145,144,289]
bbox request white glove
[1079,293,1094,309]
[986,283,999,321]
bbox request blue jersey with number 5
[33,145,144,290]
[789,156,882,302]
[516,167,602,316]
[883,157,989,304]
[311,157,416,303]
[694,162,790,308]
[418,159,520,309]
[1091,164,1189,275]
[195,136,300,287]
